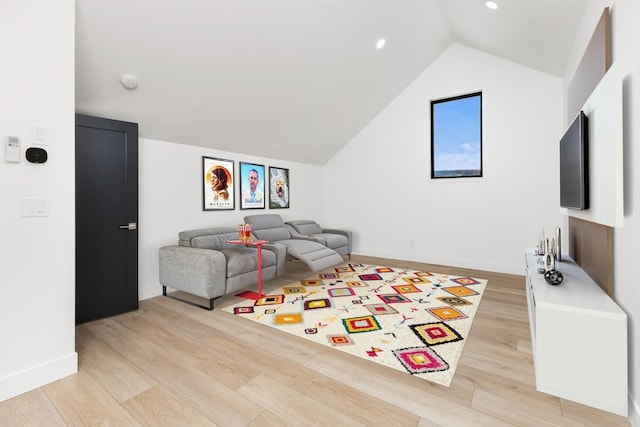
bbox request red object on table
[227,239,269,297]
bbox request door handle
[119,222,137,230]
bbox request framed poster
[202,156,234,211]
[430,91,483,179]
[269,166,290,209]
[239,162,265,209]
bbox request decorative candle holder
[555,227,562,262]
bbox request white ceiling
[75,0,588,165]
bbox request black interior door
[75,114,138,324]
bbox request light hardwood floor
[0,255,630,426]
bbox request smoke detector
[120,74,138,90]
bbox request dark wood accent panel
[568,216,613,296]
[567,7,611,121]
[565,7,614,297]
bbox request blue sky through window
[432,93,482,177]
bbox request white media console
[524,249,628,416]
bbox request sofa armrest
[285,224,304,238]
[262,243,288,276]
[322,228,353,254]
[159,246,227,299]
[285,224,324,244]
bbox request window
[430,92,483,179]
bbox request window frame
[430,91,483,179]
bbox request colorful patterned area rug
[222,263,487,387]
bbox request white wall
[323,44,564,275]
[138,138,324,299]
[0,1,77,401]
[564,1,640,423]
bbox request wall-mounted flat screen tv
[560,111,589,209]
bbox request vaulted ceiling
[75,0,588,165]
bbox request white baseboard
[0,352,77,402]
[139,284,162,301]
[352,249,524,276]
[629,394,639,427]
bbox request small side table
[227,239,269,297]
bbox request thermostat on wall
[5,136,20,163]
[26,147,48,163]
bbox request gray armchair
[159,227,284,309]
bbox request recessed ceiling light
[376,39,386,49]
[485,1,498,9]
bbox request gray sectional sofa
[158,215,351,310]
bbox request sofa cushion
[222,247,276,277]
[244,214,291,242]
[252,227,290,242]
[315,233,348,249]
[191,232,238,250]
[179,227,239,249]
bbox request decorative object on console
[543,238,555,272]
[543,269,563,286]
[536,227,562,268]
[536,227,546,256]
[535,227,564,286]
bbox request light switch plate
[32,126,49,145]
[22,197,49,217]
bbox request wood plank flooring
[0,255,631,426]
